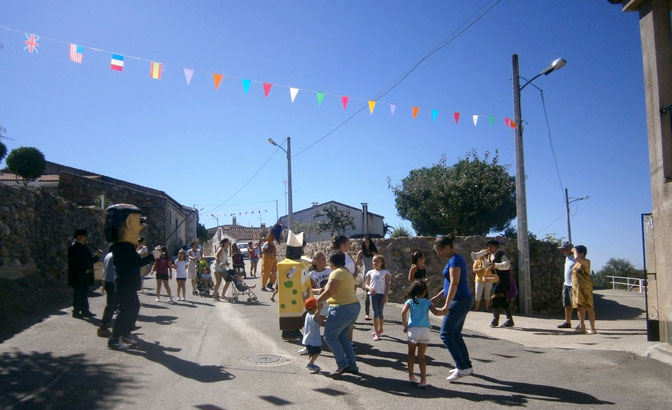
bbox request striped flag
[150,61,162,79]
[110,54,124,71]
[69,44,83,63]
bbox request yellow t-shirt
[327,267,358,306]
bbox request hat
[286,230,305,259]
[471,249,488,261]
[304,297,317,310]
[558,241,573,250]
[74,229,88,237]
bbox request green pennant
[489,116,495,126]
[316,92,325,106]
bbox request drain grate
[243,354,291,367]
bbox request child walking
[401,280,447,387]
[174,249,189,301]
[364,255,391,341]
[302,297,322,373]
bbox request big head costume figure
[277,230,312,337]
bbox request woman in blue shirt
[430,236,474,382]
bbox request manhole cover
[242,354,292,367]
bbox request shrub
[6,146,46,185]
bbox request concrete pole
[287,137,293,232]
[565,188,572,244]
[513,54,532,315]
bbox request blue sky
[0,1,651,271]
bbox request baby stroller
[196,271,213,297]
[232,252,246,278]
[228,269,258,303]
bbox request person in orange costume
[261,233,278,291]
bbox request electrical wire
[538,89,565,200]
[292,0,503,158]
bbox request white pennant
[472,115,479,127]
[290,87,299,103]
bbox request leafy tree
[197,223,208,243]
[594,258,643,287]
[389,151,516,236]
[0,141,6,163]
[312,205,356,236]
[6,146,46,186]
[389,225,411,238]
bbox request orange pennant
[213,73,223,90]
[412,106,419,119]
[510,120,517,129]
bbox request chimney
[311,202,319,206]
[232,216,237,226]
[261,223,266,228]
[361,203,369,235]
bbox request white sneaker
[169,297,174,303]
[155,297,160,302]
[446,368,474,382]
[298,347,309,355]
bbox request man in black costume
[67,229,102,318]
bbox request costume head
[104,203,146,244]
[285,230,304,260]
[270,223,283,243]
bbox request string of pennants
[228,210,268,216]
[7,27,519,129]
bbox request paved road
[2,267,672,409]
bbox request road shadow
[123,340,234,383]
[593,293,644,321]
[136,314,178,325]
[0,350,136,410]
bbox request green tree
[389,224,411,238]
[197,223,208,243]
[0,141,6,163]
[6,146,46,186]
[312,205,356,236]
[594,258,643,288]
[389,150,516,236]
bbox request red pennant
[341,96,349,110]
[505,118,511,127]
[454,112,460,124]
[263,82,272,98]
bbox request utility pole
[565,188,572,244]
[513,53,532,316]
[275,199,279,223]
[286,137,293,231]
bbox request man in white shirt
[557,242,576,329]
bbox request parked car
[236,242,250,259]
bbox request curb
[645,343,672,366]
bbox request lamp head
[266,138,276,146]
[543,58,567,75]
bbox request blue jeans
[370,294,385,319]
[324,302,361,369]
[440,297,472,370]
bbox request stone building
[1,161,197,255]
[609,0,671,344]
[278,201,385,242]
[204,217,266,255]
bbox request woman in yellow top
[571,245,597,334]
[315,251,360,375]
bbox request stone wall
[280,235,565,314]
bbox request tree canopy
[6,146,46,185]
[389,151,516,236]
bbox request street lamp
[512,54,567,315]
[267,137,293,231]
[210,213,219,227]
[565,189,589,244]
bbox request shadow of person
[457,373,614,405]
[593,293,644,321]
[124,340,235,383]
[136,314,177,325]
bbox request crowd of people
[67,224,596,385]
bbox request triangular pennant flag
[390,104,397,116]
[150,61,162,80]
[472,115,479,126]
[504,118,511,127]
[454,112,460,124]
[341,96,349,110]
[368,100,376,114]
[263,83,272,98]
[316,92,325,106]
[510,120,517,129]
[432,109,438,122]
[489,116,495,126]
[412,106,419,119]
[290,87,299,103]
[213,73,223,90]
[242,79,251,94]
[184,68,194,85]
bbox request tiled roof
[207,225,265,241]
[0,173,60,182]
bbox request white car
[236,242,250,259]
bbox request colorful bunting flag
[472,115,479,126]
[432,109,438,122]
[110,54,124,71]
[184,68,194,85]
[454,112,460,124]
[23,33,39,54]
[390,104,397,116]
[504,118,510,127]
[341,96,349,110]
[69,44,83,63]
[412,106,419,119]
[368,100,376,114]
[242,79,251,94]
[510,120,517,129]
[263,83,272,98]
[150,61,162,80]
[290,87,299,102]
[213,73,223,89]
[489,116,495,126]
[316,92,325,106]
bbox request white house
[278,201,385,243]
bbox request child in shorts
[401,280,447,387]
[302,297,322,373]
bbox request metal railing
[605,275,645,293]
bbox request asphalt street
[2,264,672,410]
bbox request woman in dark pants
[430,236,474,382]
